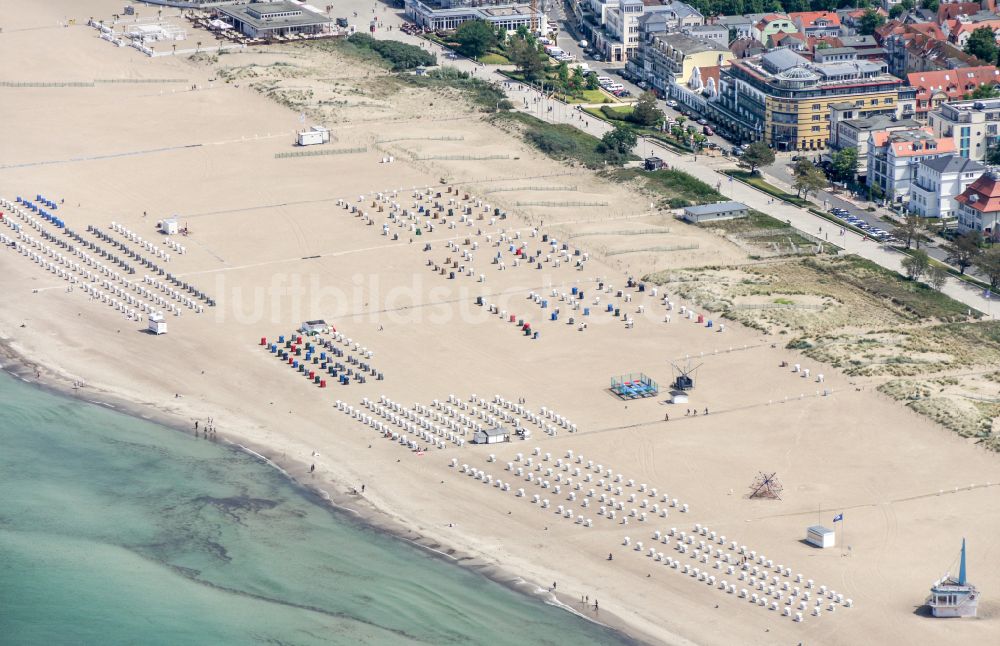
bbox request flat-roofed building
[218,2,331,39]
[715,49,902,150]
[929,97,1000,162]
[405,0,545,32]
[682,201,749,223]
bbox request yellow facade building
[715,48,902,151]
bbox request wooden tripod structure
[748,471,783,500]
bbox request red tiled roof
[956,173,1000,213]
[950,19,1000,41]
[891,137,956,157]
[789,10,842,28]
[878,20,946,42]
[937,2,983,24]
[810,35,843,49]
[907,66,1000,106]
[846,7,887,20]
[697,65,722,88]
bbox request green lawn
[724,170,815,208]
[492,111,637,168]
[478,53,511,65]
[613,167,722,208]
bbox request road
[364,6,995,316]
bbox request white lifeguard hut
[297,125,330,146]
[158,218,179,235]
[147,312,168,335]
[928,539,979,618]
[806,525,835,549]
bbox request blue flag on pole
[833,513,843,523]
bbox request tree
[893,213,923,249]
[830,147,858,183]
[791,159,826,199]
[889,4,905,18]
[508,35,546,81]
[585,72,599,90]
[974,246,1000,291]
[629,91,663,128]
[964,26,998,64]
[454,20,497,59]
[921,0,939,11]
[967,84,1000,100]
[556,61,570,85]
[858,8,885,36]
[942,230,983,274]
[739,141,775,174]
[928,265,950,291]
[599,124,637,162]
[902,249,930,281]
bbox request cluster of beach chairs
[625,523,853,623]
[2,196,184,321]
[262,332,380,388]
[342,395,467,450]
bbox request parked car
[697,118,708,125]
[665,99,678,108]
[703,125,713,136]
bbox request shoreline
[0,338,657,646]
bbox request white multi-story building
[605,0,645,60]
[867,128,957,204]
[596,0,703,63]
[909,155,986,218]
[929,98,1000,163]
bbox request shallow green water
[0,372,630,645]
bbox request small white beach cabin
[297,125,330,146]
[806,525,835,548]
[300,319,330,335]
[159,218,179,235]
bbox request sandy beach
[2,2,1000,644]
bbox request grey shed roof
[840,35,877,47]
[920,155,986,175]
[816,47,857,56]
[480,427,509,436]
[685,201,748,215]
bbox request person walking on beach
[361,484,366,493]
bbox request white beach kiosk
[473,427,510,444]
[806,525,835,548]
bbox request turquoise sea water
[0,372,631,645]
